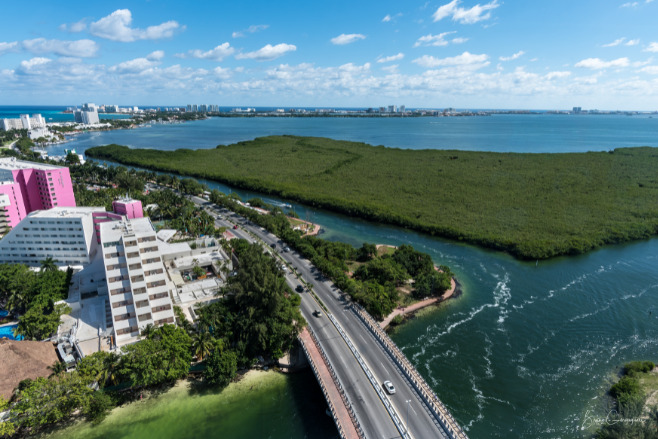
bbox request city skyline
[1,1,658,109]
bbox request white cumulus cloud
[645,42,658,52]
[59,19,87,33]
[575,57,630,69]
[377,53,404,63]
[182,43,235,61]
[22,38,99,58]
[625,39,640,46]
[545,71,571,80]
[499,50,525,61]
[235,43,296,61]
[603,37,626,47]
[330,34,366,45]
[0,41,19,55]
[381,13,401,23]
[414,32,456,47]
[433,0,500,24]
[110,51,165,73]
[89,9,181,42]
[19,57,52,71]
[232,24,269,38]
[413,51,489,68]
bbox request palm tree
[192,330,214,362]
[99,353,120,387]
[140,323,155,339]
[49,360,67,376]
[6,290,26,315]
[40,257,58,272]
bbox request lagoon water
[38,113,658,438]
[39,112,658,155]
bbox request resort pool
[0,324,23,340]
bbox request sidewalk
[380,277,457,329]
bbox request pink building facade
[112,198,143,219]
[0,158,76,232]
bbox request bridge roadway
[192,197,463,439]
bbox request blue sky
[1,0,658,109]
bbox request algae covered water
[41,370,338,439]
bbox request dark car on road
[295,285,304,293]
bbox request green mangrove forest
[86,136,658,259]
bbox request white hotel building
[100,217,175,346]
[0,207,102,267]
[0,114,46,131]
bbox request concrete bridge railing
[351,303,469,439]
[299,327,365,439]
[327,313,412,439]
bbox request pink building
[0,158,76,233]
[112,197,143,219]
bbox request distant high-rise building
[192,104,198,112]
[388,105,397,113]
[573,107,582,114]
[0,114,45,131]
[20,114,31,130]
[74,104,100,124]
[399,105,406,113]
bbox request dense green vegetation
[208,191,452,319]
[196,240,306,366]
[70,163,217,237]
[0,129,26,146]
[594,361,658,438]
[86,136,658,259]
[0,262,72,340]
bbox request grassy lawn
[377,245,396,257]
[86,136,658,260]
[639,369,658,411]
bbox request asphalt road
[193,196,453,439]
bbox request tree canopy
[197,241,305,366]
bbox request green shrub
[609,376,641,400]
[623,361,655,376]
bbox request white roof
[158,241,191,256]
[100,217,155,241]
[28,206,106,219]
[156,229,177,242]
[0,157,64,171]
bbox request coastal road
[194,196,455,439]
[199,200,402,438]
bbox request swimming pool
[0,324,23,340]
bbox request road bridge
[193,196,468,439]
